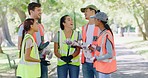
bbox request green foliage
[2,0,147,34]
[40,0,86,32]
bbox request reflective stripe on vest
[94,30,117,74]
[81,24,99,63]
[58,30,80,66]
[19,34,40,65]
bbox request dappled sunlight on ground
[112,44,148,78]
[1,33,148,78]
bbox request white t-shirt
[86,24,95,44]
[84,24,100,63]
[25,38,33,49]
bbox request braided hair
[19,18,35,58]
[101,20,113,36]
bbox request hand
[67,55,73,62]
[60,55,73,63]
[81,43,89,50]
[60,56,68,62]
[38,41,49,51]
[65,39,73,45]
[71,46,77,48]
[71,41,82,49]
[88,44,95,51]
[41,59,51,66]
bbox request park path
[49,43,148,78]
[1,34,148,78]
[111,44,148,78]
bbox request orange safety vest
[81,24,99,63]
[94,30,117,74]
[32,24,44,44]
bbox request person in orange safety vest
[90,12,117,78]
[80,5,100,78]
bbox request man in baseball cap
[80,4,99,78]
[81,5,98,13]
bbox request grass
[125,39,148,59]
[0,43,57,75]
[114,33,148,60]
[0,64,10,73]
[0,53,7,59]
[137,50,148,59]
[0,46,19,74]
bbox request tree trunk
[134,13,147,40]
[0,46,3,53]
[0,28,3,53]
[1,11,15,46]
[13,7,26,22]
[143,5,148,36]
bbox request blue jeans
[40,61,48,78]
[98,72,111,78]
[82,62,99,78]
[57,64,80,78]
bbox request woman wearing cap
[90,12,117,78]
[53,15,80,78]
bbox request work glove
[38,41,49,51]
[71,40,81,48]
[60,56,68,62]
[40,59,51,66]
[60,56,72,63]
[81,43,89,50]
[67,55,73,62]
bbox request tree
[0,6,15,46]
[40,0,86,32]
[0,0,29,47]
[0,28,3,53]
[97,0,148,40]
[124,0,148,40]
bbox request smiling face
[63,16,73,29]
[84,8,95,20]
[30,7,42,20]
[94,18,101,28]
[31,21,39,32]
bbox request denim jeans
[98,72,111,78]
[82,62,99,78]
[40,61,48,78]
[57,64,80,78]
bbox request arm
[25,47,41,62]
[71,47,80,58]
[71,31,81,57]
[54,42,62,58]
[24,38,40,62]
[53,32,62,58]
[95,39,113,61]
